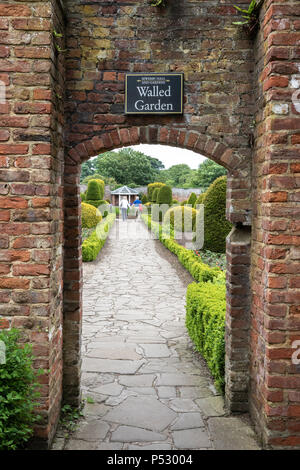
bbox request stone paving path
[53,219,260,450]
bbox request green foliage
[158,164,195,188]
[141,194,148,204]
[0,329,42,450]
[80,193,86,201]
[147,182,165,201]
[150,0,166,6]
[164,205,198,232]
[152,187,160,203]
[86,179,103,200]
[141,215,222,284]
[80,160,97,182]
[187,192,197,207]
[194,249,226,272]
[96,148,161,186]
[203,176,232,253]
[192,159,227,190]
[82,213,116,262]
[81,202,102,229]
[157,185,172,205]
[233,0,260,27]
[186,282,226,392]
[82,173,103,184]
[172,199,178,204]
[194,193,206,207]
[59,403,84,436]
[180,200,188,206]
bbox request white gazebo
[110,185,139,206]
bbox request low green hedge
[141,214,222,283]
[82,213,116,262]
[186,282,226,392]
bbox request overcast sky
[113,144,206,170]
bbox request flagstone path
[52,219,260,450]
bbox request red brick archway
[1,0,300,448]
[63,126,252,420]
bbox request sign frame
[125,72,184,115]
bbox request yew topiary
[194,192,206,207]
[147,182,165,201]
[203,175,232,253]
[157,185,172,205]
[164,205,197,232]
[152,187,160,203]
[187,192,197,207]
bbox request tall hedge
[86,180,102,200]
[194,192,206,208]
[157,185,172,205]
[164,205,197,232]
[147,182,165,201]
[203,176,232,253]
[187,192,197,207]
[152,187,160,203]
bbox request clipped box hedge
[82,213,116,262]
[186,282,226,392]
[141,214,222,283]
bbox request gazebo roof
[111,185,139,195]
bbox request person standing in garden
[120,196,130,221]
[131,196,142,218]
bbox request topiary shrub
[172,199,178,204]
[0,329,42,450]
[80,193,86,201]
[187,192,197,207]
[152,187,160,204]
[85,179,104,207]
[157,185,172,205]
[94,179,105,199]
[180,199,188,206]
[164,205,197,232]
[141,194,148,204]
[194,193,206,207]
[147,182,165,201]
[203,175,232,253]
[186,282,226,392]
[81,202,102,228]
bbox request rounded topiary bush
[0,329,42,450]
[187,192,197,207]
[203,175,232,253]
[86,179,102,200]
[147,182,165,201]
[164,205,197,232]
[157,185,172,205]
[82,202,102,228]
[94,179,105,199]
[152,187,160,203]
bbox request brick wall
[0,0,300,449]
[250,0,300,448]
[0,0,65,446]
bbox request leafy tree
[159,164,193,187]
[193,159,227,190]
[96,148,157,186]
[80,160,97,182]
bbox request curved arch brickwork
[0,0,299,448]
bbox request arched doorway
[63,128,252,421]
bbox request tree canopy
[95,148,163,186]
[192,159,227,189]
